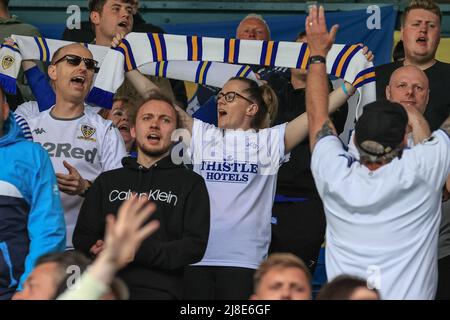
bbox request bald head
[48,43,95,105]
[386,65,429,114]
[51,43,93,65]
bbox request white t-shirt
[16,102,127,248]
[16,101,103,119]
[311,131,450,300]
[189,119,288,269]
[348,130,450,260]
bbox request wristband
[308,55,326,65]
[341,83,350,97]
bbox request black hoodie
[73,155,210,299]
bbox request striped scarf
[0,33,376,117]
[91,32,376,115]
[0,35,258,103]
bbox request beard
[136,139,172,158]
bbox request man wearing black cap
[305,5,450,299]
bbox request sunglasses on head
[53,54,99,71]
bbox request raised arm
[174,104,194,134]
[402,104,431,144]
[284,82,348,153]
[4,38,55,111]
[305,6,339,151]
[59,196,159,300]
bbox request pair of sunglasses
[53,54,99,71]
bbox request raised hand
[305,5,339,57]
[111,32,126,48]
[101,195,160,270]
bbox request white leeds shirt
[311,131,450,300]
[16,102,127,248]
[189,119,288,269]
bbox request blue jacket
[0,113,66,299]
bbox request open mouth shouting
[70,75,86,90]
[416,36,428,47]
[147,132,161,144]
[118,20,130,30]
[218,108,228,118]
[118,123,130,133]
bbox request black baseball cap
[355,100,408,156]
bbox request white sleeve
[311,135,356,196]
[346,129,360,160]
[57,271,108,300]
[100,123,127,172]
[14,101,41,120]
[256,123,289,176]
[407,130,450,191]
[266,122,289,165]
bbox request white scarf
[0,35,258,102]
[90,33,376,114]
[0,33,375,116]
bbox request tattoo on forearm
[315,120,336,141]
[440,116,450,136]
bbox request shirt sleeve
[19,146,66,289]
[100,123,127,172]
[346,129,360,160]
[407,130,450,191]
[14,101,40,120]
[57,271,108,300]
[24,65,55,111]
[13,113,33,141]
[257,123,289,176]
[311,135,354,196]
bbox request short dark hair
[35,251,92,299]
[316,275,381,300]
[132,90,179,128]
[89,0,134,13]
[401,0,442,26]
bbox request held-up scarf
[89,32,376,116]
[0,34,258,104]
[0,33,375,117]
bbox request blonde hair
[253,253,312,291]
[401,0,442,26]
[228,77,278,129]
